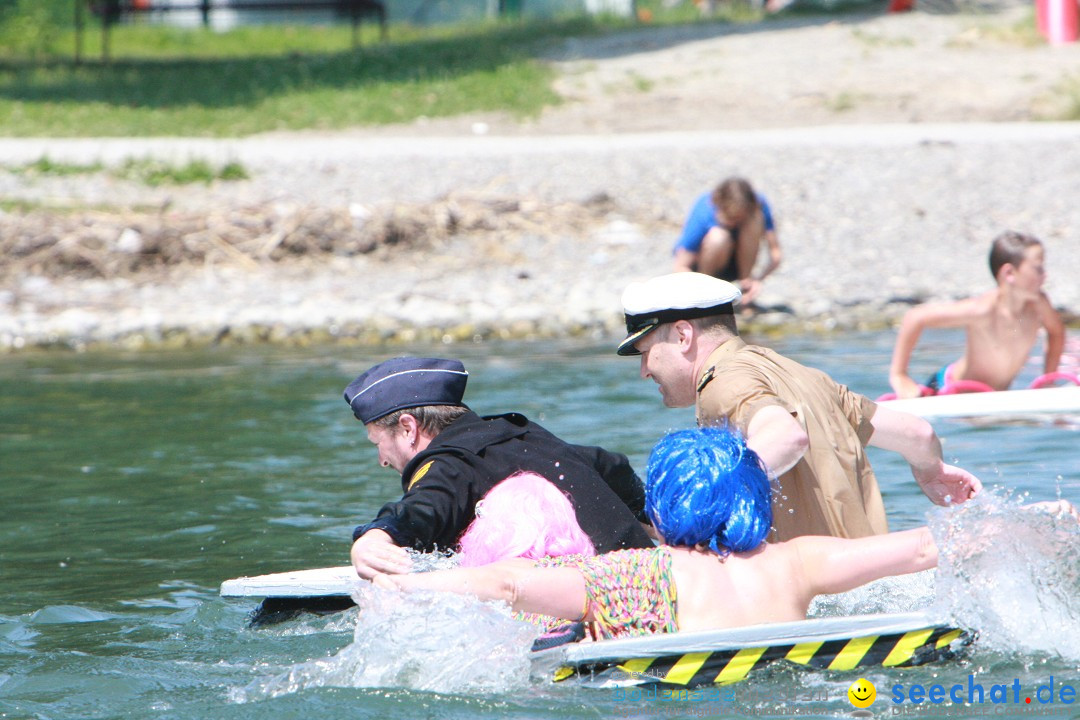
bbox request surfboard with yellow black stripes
[531,611,972,689]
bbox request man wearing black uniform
[344,356,653,579]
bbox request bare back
[668,544,811,632]
[665,529,937,633]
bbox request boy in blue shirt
[672,177,782,305]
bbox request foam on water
[809,569,937,618]
[929,489,1080,660]
[231,493,1080,703]
[231,584,539,701]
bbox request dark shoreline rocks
[2,124,1079,353]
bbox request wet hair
[373,405,468,434]
[645,425,772,555]
[457,472,595,567]
[711,177,759,220]
[989,231,1042,280]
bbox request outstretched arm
[349,459,483,578]
[867,405,981,505]
[889,306,931,398]
[757,229,782,282]
[795,500,1077,600]
[889,300,982,398]
[373,559,590,622]
[794,527,938,598]
[1039,297,1066,375]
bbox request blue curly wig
[645,425,773,555]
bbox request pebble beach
[3,8,1080,353]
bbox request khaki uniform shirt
[696,338,888,540]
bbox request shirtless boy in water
[889,231,1065,399]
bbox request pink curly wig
[457,472,596,567]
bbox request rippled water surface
[2,331,1079,719]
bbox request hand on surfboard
[350,528,413,579]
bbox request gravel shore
[3,5,1080,352]
[2,123,1080,352]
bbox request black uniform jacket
[353,411,652,553]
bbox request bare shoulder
[908,292,993,326]
[1034,291,1063,326]
[753,539,807,573]
[965,290,999,315]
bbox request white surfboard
[221,570,970,685]
[880,386,1080,420]
[220,566,359,598]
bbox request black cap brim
[616,322,659,356]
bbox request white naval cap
[616,273,741,356]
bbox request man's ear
[673,320,695,354]
[398,413,420,441]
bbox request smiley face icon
[848,678,877,708]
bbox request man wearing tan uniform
[617,272,982,540]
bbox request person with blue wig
[370,425,1034,640]
[644,425,773,555]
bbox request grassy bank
[0,20,582,137]
[0,1,775,137]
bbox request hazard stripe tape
[882,628,934,667]
[554,625,971,687]
[714,646,768,684]
[828,634,880,671]
[785,640,824,665]
[935,629,964,648]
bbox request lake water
[2,330,1078,720]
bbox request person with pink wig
[456,471,597,644]
[457,471,596,568]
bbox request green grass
[981,10,1046,47]
[825,90,862,112]
[17,156,105,175]
[0,18,597,137]
[115,158,251,185]
[1050,74,1080,120]
[0,3,857,138]
[635,0,766,23]
[8,155,250,185]
[0,197,162,213]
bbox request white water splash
[231,494,1080,703]
[809,569,937,618]
[929,489,1080,660]
[231,583,539,701]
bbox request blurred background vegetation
[0,0,779,136]
[9,0,1059,136]
[0,0,71,59]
